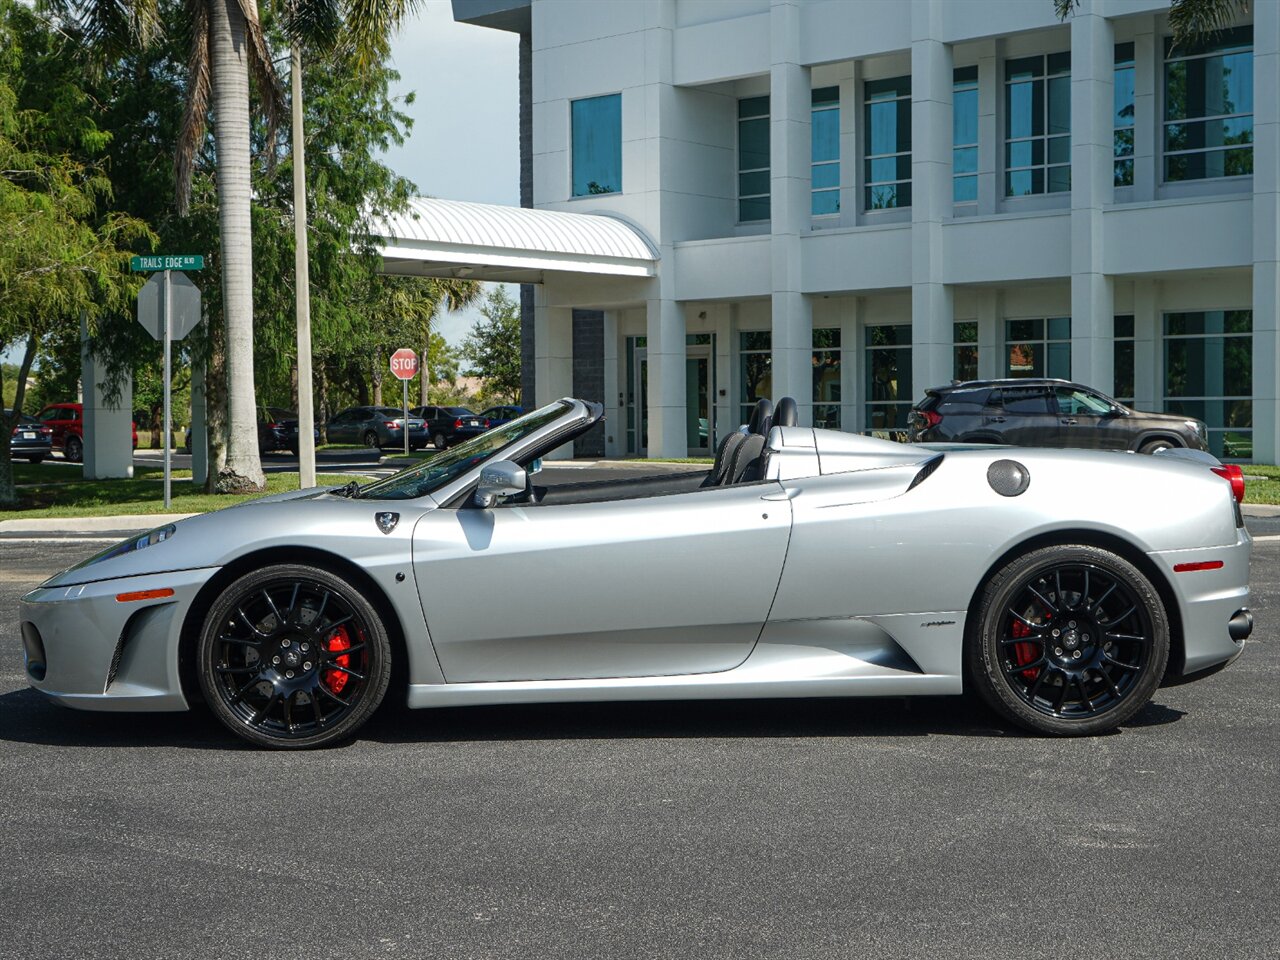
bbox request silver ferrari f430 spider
[20,397,1252,748]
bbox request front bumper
[1149,528,1252,676]
[19,566,219,711]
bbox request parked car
[36,402,138,464]
[6,410,53,463]
[326,406,427,451]
[478,405,526,428]
[907,379,1209,454]
[412,405,489,449]
[183,406,319,456]
[18,395,1251,749]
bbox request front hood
[39,489,435,588]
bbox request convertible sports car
[19,397,1252,748]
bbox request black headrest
[773,397,798,427]
[747,398,773,436]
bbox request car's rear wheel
[64,435,83,463]
[1139,438,1176,455]
[968,544,1169,736]
[433,432,447,450]
[363,429,381,451]
[197,564,391,749]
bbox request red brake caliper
[324,626,352,696]
[1011,618,1040,683]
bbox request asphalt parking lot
[0,534,1275,960]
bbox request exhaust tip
[1229,608,1253,642]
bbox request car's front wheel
[1139,438,1177,455]
[363,429,381,451]
[968,544,1169,736]
[64,435,83,463]
[197,564,391,749]
[433,432,447,450]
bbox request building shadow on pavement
[0,687,1186,751]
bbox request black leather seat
[727,433,766,484]
[701,431,746,487]
[773,396,798,427]
[747,398,773,436]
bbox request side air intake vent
[907,454,944,491]
[988,459,1031,497]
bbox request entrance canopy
[372,197,659,283]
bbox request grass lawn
[4,463,368,519]
[1240,466,1280,506]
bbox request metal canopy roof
[372,197,659,283]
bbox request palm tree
[1055,0,1249,45]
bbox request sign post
[389,348,419,457]
[135,257,204,507]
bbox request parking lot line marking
[1251,534,1280,542]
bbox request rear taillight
[454,418,463,428]
[483,419,490,428]
[383,419,398,427]
[919,410,943,428]
[1212,464,1245,503]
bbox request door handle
[1061,418,1077,425]
[987,416,1006,423]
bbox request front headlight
[1186,419,1208,443]
[70,524,177,571]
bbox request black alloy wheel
[197,564,391,749]
[363,429,381,451]
[64,435,83,463]
[433,432,447,450]
[969,544,1168,736]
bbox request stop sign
[389,348,419,380]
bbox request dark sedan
[412,406,489,449]
[184,407,319,456]
[478,405,526,428]
[908,379,1209,455]
[6,410,53,463]
[327,406,428,451]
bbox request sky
[382,2,520,344]
[2,4,516,367]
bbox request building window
[953,66,979,204]
[1115,43,1135,187]
[1164,27,1252,182]
[739,331,772,423]
[1114,314,1135,403]
[813,328,841,429]
[571,94,622,197]
[738,96,771,222]
[865,324,912,432]
[1163,311,1252,460]
[812,87,840,216]
[864,76,911,210]
[1005,317,1071,379]
[1005,52,1071,197]
[954,321,979,382]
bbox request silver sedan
[19,397,1252,748]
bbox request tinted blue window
[572,94,622,197]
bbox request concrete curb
[0,513,195,537]
[1242,504,1280,517]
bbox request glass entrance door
[630,343,714,457]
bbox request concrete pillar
[190,357,207,485]
[769,0,813,424]
[602,310,619,457]
[1252,0,1280,463]
[1133,278,1159,411]
[80,315,133,479]
[910,2,953,397]
[977,288,1001,379]
[1070,5,1115,391]
[518,29,535,411]
[645,291,686,458]
[977,39,1000,216]
[533,288,573,458]
[1132,18,1157,203]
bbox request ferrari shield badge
[375,511,400,535]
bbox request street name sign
[131,254,204,272]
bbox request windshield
[356,400,573,501]
[448,407,476,416]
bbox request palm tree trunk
[205,311,228,491]
[209,0,265,494]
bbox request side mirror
[474,459,526,507]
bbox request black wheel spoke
[1000,633,1044,645]
[237,606,270,638]
[286,583,301,623]
[1099,664,1122,699]
[1106,631,1147,644]
[324,613,354,633]
[230,676,261,704]
[216,664,258,675]
[325,642,366,661]
[1055,569,1065,609]
[1053,670,1071,712]
[1090,581,1117,614]
[251,690,280,725]
[1008,608,1041,630]
[1099,604,1136,629]
[1005,657,1046,676]
[1027,584,1058,616]
[1103,652,1140,671]
[262,589,285,626]
[1026,668,1049,702]
[317,685,351,708]
[327,664,366,681]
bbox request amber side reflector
[115,588,175,603]
[1173,561,1224,573]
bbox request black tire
[433,432,447,450]
[26,455,45,464]
[1138,438,1177,455]
[363,429,381,451]
[197,563,392,749]
[64,435,83,463]
[968,544,1169,736]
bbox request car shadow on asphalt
[0,687,1186,750]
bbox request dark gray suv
[908,379,1209,454]
[326,406,428,451]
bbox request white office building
[378,0,1277,462]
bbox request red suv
[36,402,138,464]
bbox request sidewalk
[0,513,195,539]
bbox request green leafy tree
[0,2,151,507]
[1055,0,1248,47]
[461,287,522,404]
